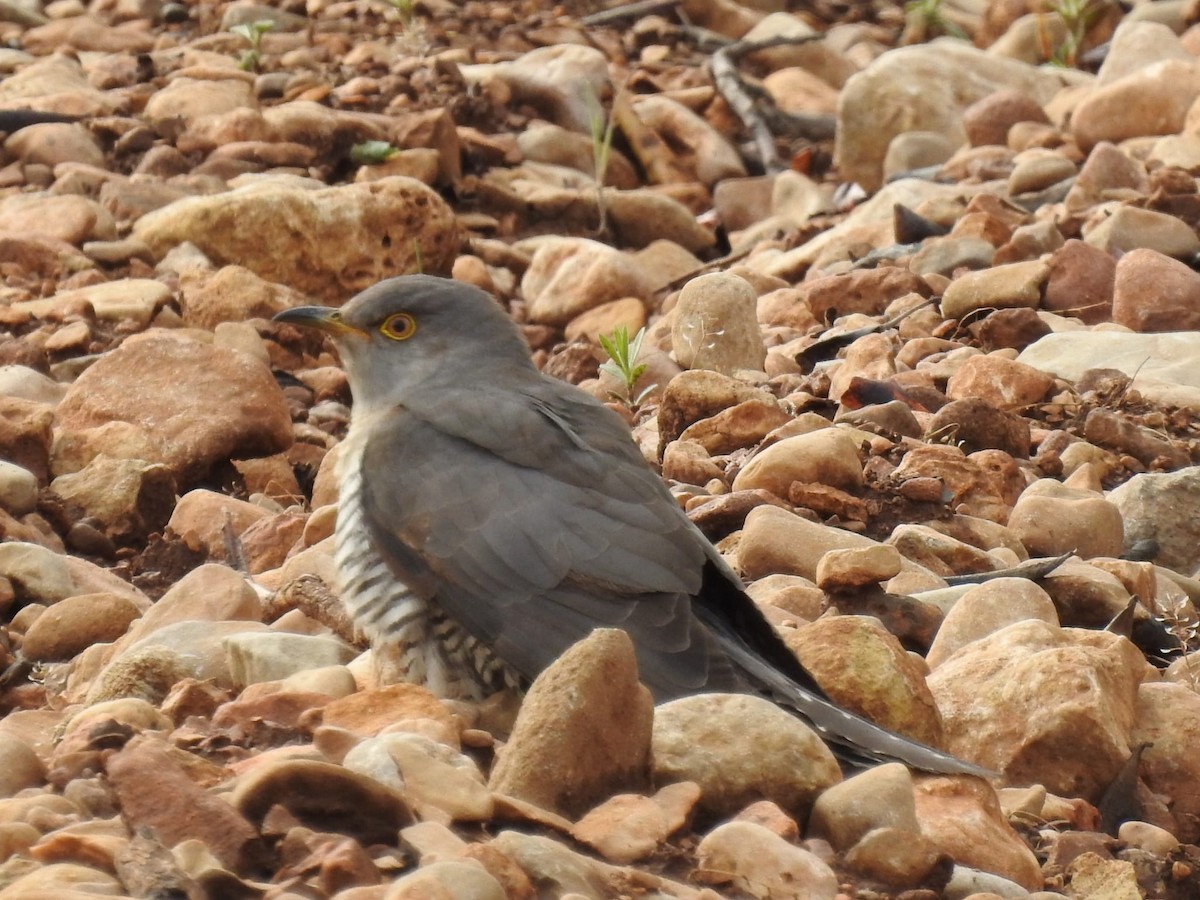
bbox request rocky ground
[2,0,1200,897]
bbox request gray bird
[275,274,989,776]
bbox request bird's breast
[333,432,518,700]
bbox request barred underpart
[335,440,518,700]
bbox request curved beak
[273,306,366,338]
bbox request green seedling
[902,0,968,42]
[385,0,416,28]
[1044,0,1108,68]
[586,86,617,234]
[231,20,274,72]
[599,326,654,408]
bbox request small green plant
[350,141,400,165]
[902,0,968,43]
[231,20,274,72]
[385,0,416,28]
[1044,0,1107,68]
[586,87,617,234]
[599,326,654,408]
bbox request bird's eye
[379,312,416,341]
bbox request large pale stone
[836,40,1073,191]
[133,178,458,303]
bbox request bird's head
[274,275,534,412]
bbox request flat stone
[940,259,1049,319]
[732,427,864,496]
[52,333,293,486]
[105,735,266,872]
[1018,330,1200,412]
[1084,205,1200,259]
[223,632,357,687]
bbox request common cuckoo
[275,275,989,776]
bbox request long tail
[695,560,995,778]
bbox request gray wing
[357,375,743,697]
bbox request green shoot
[385,0,416,28]
[1044,0,1107,68]
[231,20,274,72]
[902,0,969,43]
[351,141,400,165]
[412,240,423,274]
[599,326,654,408]
[586,86,617,234]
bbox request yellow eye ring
[379,312,416,341]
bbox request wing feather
[357,376,728,694]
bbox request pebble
[915,779,1043,892]
[20,592,141,662]
[652,692,840,818]
[1071,59,1200,151]
[0,460,38,516]
[928,621,1148,802]
[671,272,766,375]
[106,735,266,872]
[732,427,864,496]
[1132,681,1200,844]
[0,733,44,799]
[488,629,652,818]
[320,683,456,737]
[695,820,839,900]
[814,545,902,591]
[835,41,1068,191]
[926,578,1059,669]
[460,44,610,133]
[223,632,357,688]
[0,542,75,604]
[52,334,293,487]
[787,615,945,747]
[385,860,506,900]
[345,732,492,822]
[571,793,668,864]
[521,237,650,326]
[630,94,748,186]
[1083,205,1200,259]
[939,259,1049,320]
[1109,467,1200,572]
[94,620,270,695]
[48,455,176,543]
[232,757,412,846]
[843,825,947,889]
[133,178,459,304]
[1007,479,1125,560]
[808,763,918,849]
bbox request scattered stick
[942,552,1073,586]
[711,35,836,173]
[580,0,679,26]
